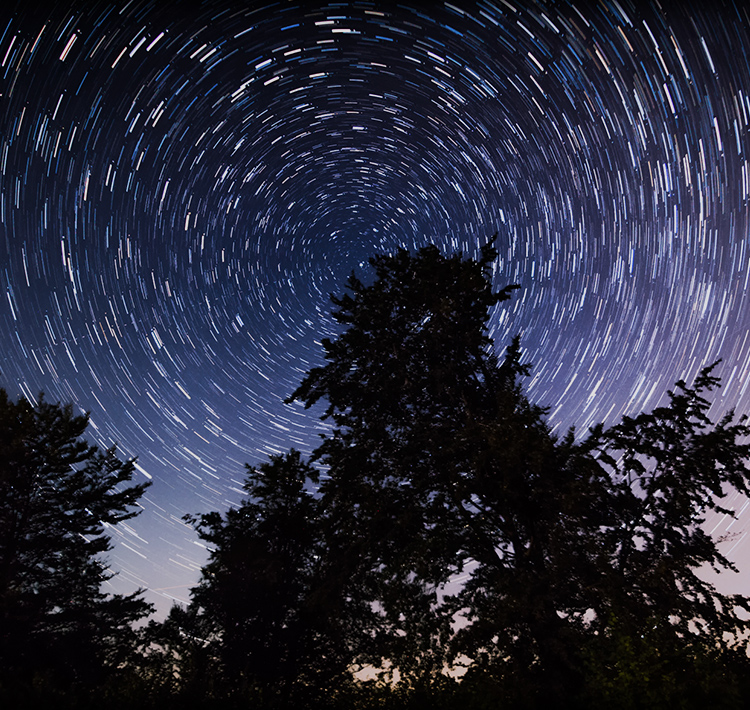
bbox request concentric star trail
[2,1,750,616]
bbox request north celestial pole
[2,1,750,618]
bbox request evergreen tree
[582,365,750,642]
[0,390,152,694]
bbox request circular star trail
[2,1,750,616]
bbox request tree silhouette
[0,390,152,695]
[288,240,527,684]
[183,240,750,708]
[184,449,357,701]
[290,240,750,704]
[570,367,750,708]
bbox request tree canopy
[0,391,153,698]
[8,240,746,708]
[175,240,750,708]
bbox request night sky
[3,0,750,619]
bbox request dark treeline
[3,240,750,709]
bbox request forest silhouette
[3,239,750,709]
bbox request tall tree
[446,365,607,702]
[288,240,525,682]
[0,390,152,692]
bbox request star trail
[2,1,750,617]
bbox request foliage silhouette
[16,240,750,708]
[287,240,524,683]
[299,240,750,705]
[0,390,152,701]
[182,449,365,705]
[167,240,750,708]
